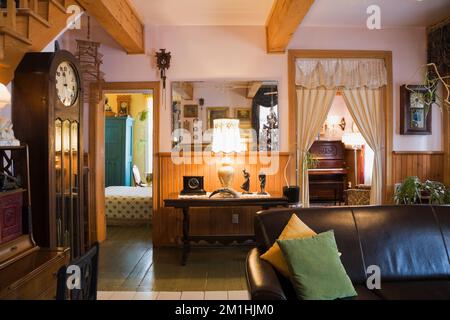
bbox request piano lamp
[210,119,244,198]
[342,132,365,187]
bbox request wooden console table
[164,194,289,265]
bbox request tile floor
[97,290,250,301]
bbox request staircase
[0,0,80,84]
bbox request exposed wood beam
[266,0,315,53]
[173,82,194,100]
[247,81,263,99]
[76,0,144,54]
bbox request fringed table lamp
[210,119,244,198]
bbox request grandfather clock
[12,47,85,259]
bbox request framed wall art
[117,95,132,117]
[207,107,230,129]
[235,108,252,129]
[400,85,434,135]
[183,104,198,118]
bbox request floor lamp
[342,132,365,187]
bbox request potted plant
[395,177,450,205]
[394,176,422,205]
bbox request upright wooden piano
[308,141,348,205]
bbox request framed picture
[183,104,198,118]
[235,108,252,129]
[400,85,433,135]
[117,95,132,116]
[207,107,230,129]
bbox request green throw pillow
[277,230,357,300]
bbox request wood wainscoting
[153,152,290,247]
[392,151,444,185]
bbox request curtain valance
[295,58,387,89]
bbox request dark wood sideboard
[164,194,289,265]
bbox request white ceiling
[131,0,275,26]
[302,0,450,28]
[130,0,450,27]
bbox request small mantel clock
[12,45,85,259]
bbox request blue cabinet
[105,117,134,187]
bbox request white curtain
[343,88,384,204]
[297,88,337,207]
[296,59,387,89]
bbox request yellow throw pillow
[260,214,317,278]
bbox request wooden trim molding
[266,0,315,53]
[392,151,445,155]
[287,50,394,203]
[89,81,160,242]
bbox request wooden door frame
[287,50,394,203]
[89,81,160,242]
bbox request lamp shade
[0,84,11,109]
[212,119,244,154]
[342,132,365,148]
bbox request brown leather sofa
[246,206,450,300]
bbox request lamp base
[209,188,239,199]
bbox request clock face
[188,178,200,190]
[55,61,79,107]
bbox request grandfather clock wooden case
[12,49,86,259]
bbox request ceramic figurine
[241,169,251,194]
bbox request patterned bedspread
[105,187,152,223]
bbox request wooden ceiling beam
[266,0,315,53]
[173,82,194,100]
[247,81,263,99]
[76,0,144,54]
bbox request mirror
[171,80,279,151]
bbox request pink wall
[62,21,441,152]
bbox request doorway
[288,50,393,204]
[88,82,160,291]
[88,82,160,243]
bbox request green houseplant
[395,177,450,205]
[422,180,448,205]
[394,176,422,205]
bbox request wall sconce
[339,117,346,131]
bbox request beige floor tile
[133,292,159,300]
[157,291,182,300]
[228,291,250,300]
[204,291,228,301]
[181,291,205,300]
[109,291,137,300]
[97,291,114,300]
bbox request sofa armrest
[246,248,287,300]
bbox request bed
[105,186,152,225]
